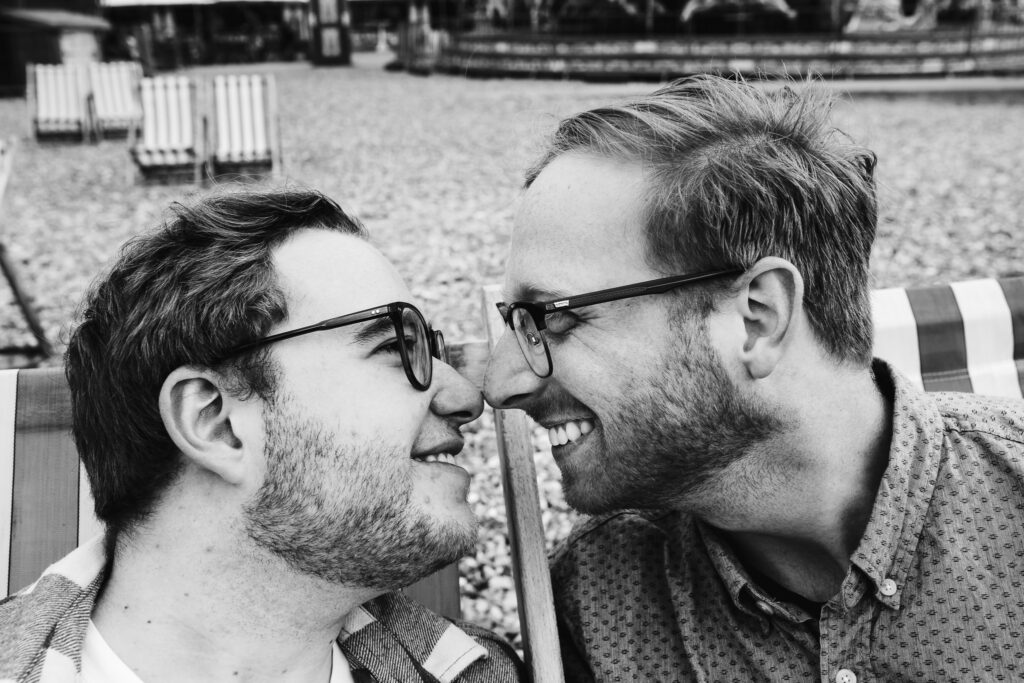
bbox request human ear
[159,367,249,486]
[734,257,803,380]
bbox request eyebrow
[350,316,395,345]
[509,281,570,303]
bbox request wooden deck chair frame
[130,75,203,185]
[0,138,52,367]
[88,61,144,141]
[206,74,281,182]
[26,63,91,143]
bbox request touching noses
[431,362,484,425]
[483,328,546,409]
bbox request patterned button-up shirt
[552,362,1024,682]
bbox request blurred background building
[0,0,1022,95]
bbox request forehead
[507,153,657,300]
[271,229,411,325]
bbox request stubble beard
[244,391,476,591]
[560,316,786,516]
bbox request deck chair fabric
[0,368,101,596]
[27,64,90,142]
[208,74,280,180]
[871,277,1024,398]
[131,76,201,183]
[0,340,491,619]
[88,62,143,140]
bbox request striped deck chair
[872,277,1024,397]
[0,341,490,617]
[130,76,202,185]
[88,62,143,141]
[207,74,281,181]
[26,64,90,143]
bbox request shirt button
[836,669,858,683]
[879,578,898,596]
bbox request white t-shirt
[81,620,354,683]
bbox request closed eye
[544,310,580,336]
[373,337,406,356]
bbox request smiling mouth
[547,419,595,447]
[414,452,460,465]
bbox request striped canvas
[209,74,279,178]
[132,76,197,168]
[88,62,143,138]
[0,368,101,597]
[30,64,89,138]
[871,277,1024,398]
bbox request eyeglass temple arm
[228,308,389,355]
[546,269,744,312]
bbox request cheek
[555,340,662,398]
[290,362,424,424]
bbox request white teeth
[547,419,595,447]
[420,453,457,465]
[565,422,581,442]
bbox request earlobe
[735,258,803,380]
[159,367,250,486]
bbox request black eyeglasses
[496,268,744,378]
[221,301,448,391]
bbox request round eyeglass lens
[511,306,551,377]
[401,306,432,387]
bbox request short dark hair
[65,187,366,545]
[527,75,878,364]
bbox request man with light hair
[485,76,1024,681]
[0,188,523,683]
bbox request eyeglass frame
[219,301,448,391]
[496,268,745,378]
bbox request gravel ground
[1,54,1023,648]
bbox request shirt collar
[847,360,945,610]
[695,521,813,626]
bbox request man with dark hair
[0,188,522,683]
[484,76,1024,681]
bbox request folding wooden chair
[0,342,490,621]
[88,61,144,141]
[0,138,52,368]
[130,75,203,185]
[0,368,101,595]
[207,74,281,182]
[480,275,1024,683]
[26,63,91,143]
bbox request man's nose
[431,361,484,425]
[483,328,546,410]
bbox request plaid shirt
[0,538,523,683]
[553,362,1024,682]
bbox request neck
[698,364,893,603]
[92,505,378,683]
